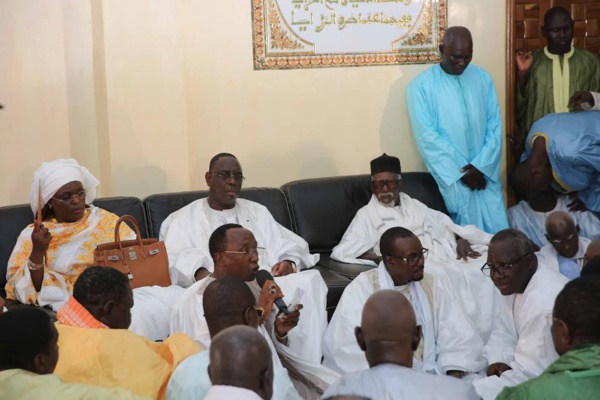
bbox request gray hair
[490,228,535,256]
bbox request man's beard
[377,193,395,208]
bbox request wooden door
[505,0,600,205]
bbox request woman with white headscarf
[5,159,184,340]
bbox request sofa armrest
[317,254,375,279]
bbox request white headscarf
[29,158,100,215]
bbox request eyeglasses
[371,179,401,190]
[545,232,576,246]
[213,171,245,183]
[52,189,87,204]
[481,253,531,277]
[387,248,429,266]
[221,247,264,257]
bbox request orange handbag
[94,215,171,289]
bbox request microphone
[256,270,289,315]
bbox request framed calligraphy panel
[252,0,447,69]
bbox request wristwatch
[286,260,297,273]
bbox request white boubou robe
[536,237,590,279]
[322,262,486,376]
[160,198,327,363]
[331,193,495,340]
[170,276,339,398]
[473,263,569,400]
[322,364,479,400]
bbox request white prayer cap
[29,158,100,215]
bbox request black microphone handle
[274,297,290,315]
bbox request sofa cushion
[144,188,292,239]
[281,172,447,253]
[311,265,351,322]
[0,197,146,299]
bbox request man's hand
[258,279,283,322]
[568,91,594,111]
[567,193,587,212]
[515,49,533,73]
[456,238,481,261]
[460,165,486,191]
[271,261,294,277]
[194,267,210,282]
[274,304,303,340]
[507,124,526,159]
[446,370,465,379]
[0,297,5,314]
[486,362,512,377]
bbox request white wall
[0,0,507,206]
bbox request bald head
[203,277,259,338]
[545,211,579,258]
[209,326,273,400]
[585,237,600,261]
[355,290,421,368]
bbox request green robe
[516,47,600,140]
[496,345,600,400]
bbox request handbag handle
[114,215,145,256]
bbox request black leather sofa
[0,173,447,320]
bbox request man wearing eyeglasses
[332,153,496,340]
[170,224,338,397]
[536,211,591,279]
[167,276,301,400]
[161,153,328,368]
[324,227,486,379]
[473,229,568,400]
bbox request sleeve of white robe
[484,294,517,366]
[322,274,371,374]
[498,302,557,385]
[252,204,319,270]
[407,75,469,187]
[432,272,487,373]
[469,74,503,181]
[330,208,379,266]
[160,209,213,288]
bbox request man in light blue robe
[407,26,508,234]
[516,111,600,213]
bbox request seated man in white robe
[205,326,273,400]
[167,276,300,400]
[323,290,479,400]
[536,211,590,279]
[323,227,486,378]
[170,224,338,398]
[473,229,569,400]
[508,167,600,248]
[161,153,327,362]
[331,153,495,339]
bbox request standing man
[516,7,600,140]
[407,26,508,234]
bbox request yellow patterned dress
[5,206,133,311]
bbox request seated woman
[5,158,184,340]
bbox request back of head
[209,325,273,400]
[73,266,132,329]
[553,277,600,347]
[357,290,419,368]
[581,256,600,279]
[0,308,55,373]
[208,223,243,261]
[203,277,258,338]
[379,227,415,257]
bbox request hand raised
[31,222,52,256]
[515,49,533,72]
[257,279,283,322]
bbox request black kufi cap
[370,153,401,175]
